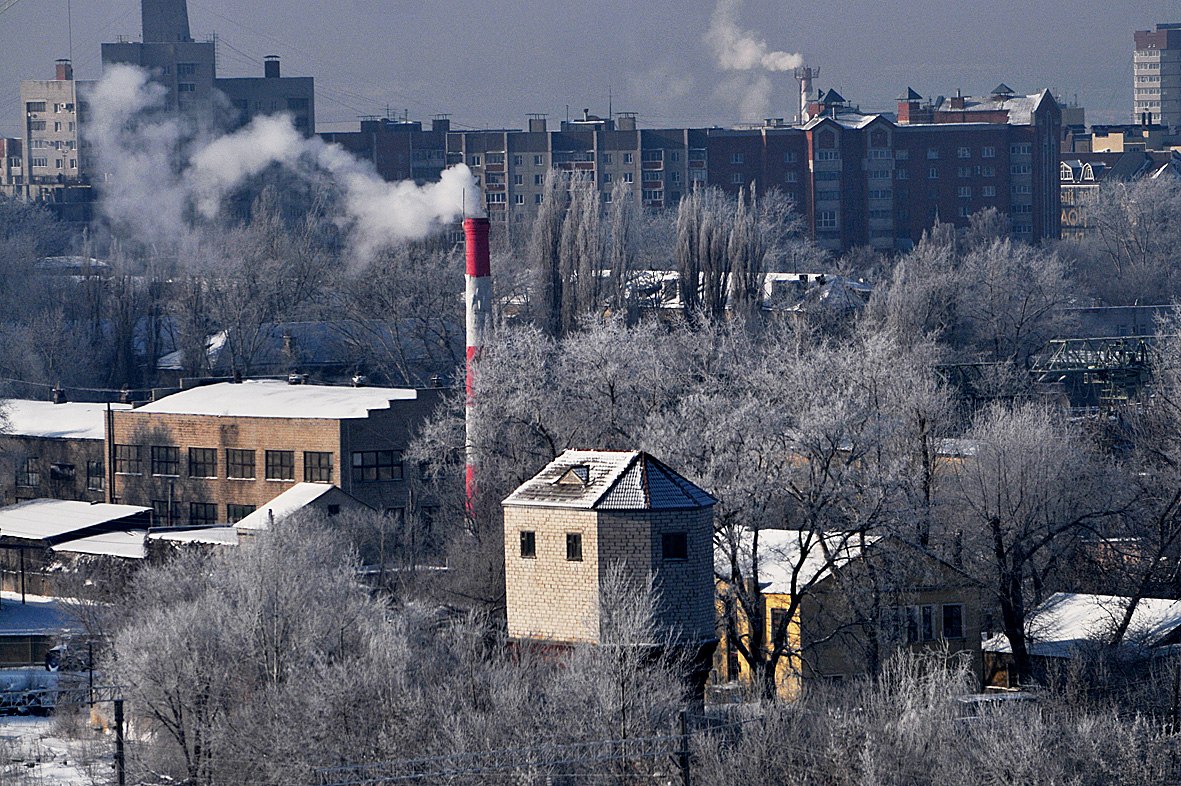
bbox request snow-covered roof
[721,529,877,594]
[131,380,417,420]
[503,450,716,511]
[0,592,70,634]
[0,500,151,545]
[147,526,239,545]
[53,529,147,559]
[235,483,340,531]
[2,400,131,440]
[983,592,1181,658]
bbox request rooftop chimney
[432,114,451,133]
[54,59,73,81]
[528,114,547,133]
[264,55,280,79]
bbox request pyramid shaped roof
[502,450,716,511]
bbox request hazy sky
[0,0,1176,139]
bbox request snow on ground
[0,714,117,784]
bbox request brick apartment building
[107,380,440,526]
[322,85,1060,252]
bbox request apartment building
[108,381,440,525]
[1134,23,1181,129]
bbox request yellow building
[714,532,984,699]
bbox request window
[783,151,797,163]
[621,172,633,183]
[1010,143,1031,156]
[816,210,837,229]
[227,504,256,523]
[602,172,613,184]
[982,185,996,198]
[49,463,75,481]
[957,147,971,159]
[265,450,295,481]
[868,189,892,200]
[533,154,545,166]
[86,460,104,492]
[486,152,504,164]
[895,149,909,160]
[770,607,789,640]
[730,173,744,185]
[152,499,181,526]
[815,171,839,181]
[520,530,536,559]
[466,154,481,166]
[602,153,613,164]
[189,502,218,526]
[642,189,664,201]
[227,449,255,479]
[785,170,797,183]
[26,101,46,113]
[957,167,971,178]
[942,604,964,639]
[485,192,506,204]
[351,450,403,482]
[981,146,996,158]
[905,605,937,643]
[16,457,38,487]
[115,445,141,475]
[177,62,197,76]
[896,169,909,180]
[642,149,663,162]
[623,152,634,164]
[513,194,524,204]
[869,149,892,159]
[151,446,179,476]
[512,154,522,166]
[534,174,543,186]
[513,174,523,185]
[816,190,839,202]
[926,148,939,159]
[177,83,196,93]
[188,448,217,478]
[30,157,48,167]
[304,451,333,483]
[661,532,688,560]
[958,186,972,198]
[534,194,543,204]
[817,150,839,161]
[566,532,583,561]
[928,167,938,179]
[670,151,681,162]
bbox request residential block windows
[520,530,536,559]
[177,62,197,76]
[958,186,972,198]
[533,154,544,166]
[265,450,295,481]
[981,146,996,158]
[661,532,688,560]
[982,185,997,198]
[623,152,634,164]
[115,445,141,475]
[151,446,179,476]
[188,448,217,478]
[304,451,333,483]
[86,460,104,492]
[817,150,840,161]
[729,153,744,164]
[189,502,218,526]
[227,449,255,479]
[351,450,403,482]
[227,504,256,523]
[957,147,971,158]
[926,148,939,159]
[816,210,837,229]
[566,532,583,561]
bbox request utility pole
[677,710,691,786]
[115,698,126,786]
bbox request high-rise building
[14,60,94,220]
[1134,24,1181,129]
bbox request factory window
[661,532,688,560]
[227,449,255,479]
[187,447,217,478]
[227,504,256,523]
[566,532,583,562]
[265,450,295,481]
[189,502,218,526]
[304,451,333,483]
[151,446,179,477]
[86,460,104,492]
[519,530,536,559]
[152,500,181,527]
[16,457,39,488]
[351,450,403,482]
[115,445,141,475]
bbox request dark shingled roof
[502,450,716,511]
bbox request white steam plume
[86,65,481,258]
[706,0,803,73]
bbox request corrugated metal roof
[502,450,716,510]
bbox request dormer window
[557,464,591,486]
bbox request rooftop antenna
[608,85,613,120]
[66,0,73,62]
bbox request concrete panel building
[502,450,717,648]
[1134,24,1181,129]
[108,380,440,525]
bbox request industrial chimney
[264,55,281,79]
[464,217,491,511]
[794,65,819,124]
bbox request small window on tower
[661,532,688,560]
[520,530,536,559]
[566,532,583,562]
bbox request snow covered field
[0,714,116,785]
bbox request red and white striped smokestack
[464,217,491,511]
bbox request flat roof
[0,500,151,544]
[3,400,131,440]
[130,380,417,420]
[54,530,147,560]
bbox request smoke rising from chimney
[704,0,803,120]
[86,65,481,259]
